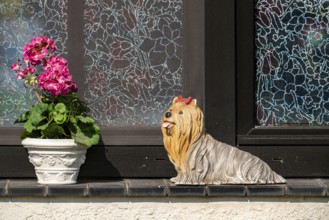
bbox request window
[255,0,329,127]
[237,0,329,177]
[0,0,205,178]
[0,0,204,144]
[1,0,328,179]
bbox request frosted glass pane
[0,0,68,126]
[255,0,329,126]
[83,0,184,126]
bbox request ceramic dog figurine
[161,96,286,185]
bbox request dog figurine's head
[161,96,204,168]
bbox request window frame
[236,0,329,146]
[1,0,328,179]
[0,0,205,146]
[204,0,236,146]
[0,0,237,178]
[0,0,207,179]
[89,0,206,146]
[235,0,329,178]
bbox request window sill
[0,178,328,197]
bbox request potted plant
[11,36,100,184]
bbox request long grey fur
[171,134,286,185]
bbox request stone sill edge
[0,178,328,198]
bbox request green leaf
[54,113,67,124]
[54,93,89,117]
[37,121,51,130]
[30,112,46,126]
[15,111,30,123]
[54,103,67,113]
[41,123,67,138]
[69,116,100,147]
[75,115,96,124]
[24,120,35,133]
[20,130,41,139]
[33,103,49,114]
[49,103,67,124]
[20,130,29,140]
[29,103,49,126]
[69,116,77,124]
[72,127,100,147]
[47,103,54,112]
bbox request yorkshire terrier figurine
[161,96,286,185]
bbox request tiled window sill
[0,178,328,197]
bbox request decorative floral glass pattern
[0,0,68,126]
[84,0,184,126]
[255,0,329,126]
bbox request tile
[166,180,206,197]
[318,179,329,196]
[88,180,126,196]
[47,184,87,197]
[246,185,285,197]
[126,179,166,197]
[286,179,325,197]
[8,180,45,197]
[208,185,246,197]
[0,180,8,196]
[4,178,329,198]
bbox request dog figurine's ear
[191,99,197,107]
[173,96,179,104]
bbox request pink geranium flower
[43,56,68,71]
[16,67,36,79]
[11,62,21,71]
[23,36,56,65]
[38,56,77,96]
[11,36,77,97]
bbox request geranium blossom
[43,56,67,71]
[17,67,36,79]
[38,56,76,96]
[23,36,56,65]
[11,36,77,97]
[11,62,20,71]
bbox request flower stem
[31,84,43,103]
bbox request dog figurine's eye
[179,110,183,114]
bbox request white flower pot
[22,138,87,185]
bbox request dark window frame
[235,0,329,177]
[0,0,207,178]
[1,0,328,179]
[0,0,205,146]
[204,0,236,147]
[236,0,329,146]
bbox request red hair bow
[175,96,192,105]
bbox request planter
[22,138,87,185]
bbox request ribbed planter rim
[22,138,86,149]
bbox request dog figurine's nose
[165,112,171,118]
